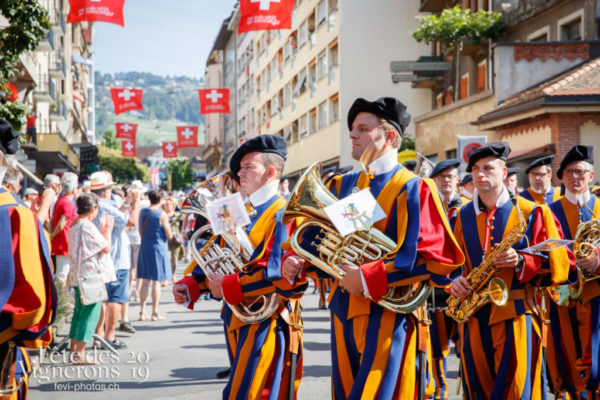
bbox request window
[329,95,339,123]
[328,43,338,84]
[309,61,316,97]
[298,20,308,48]
[309,108,317,134]
[299,114,308,137]
[316,0,327,27]
[271,93,279,116]
[558,10,583,41]
[446,149,457,159]
[318,101,327,129]
[477,61,486,93]
[460,73,468,100]
[527,26,550,42]
[317,50,327,80]
[293,70,307,96]
[561,19,581,41]
[284,82,291,107]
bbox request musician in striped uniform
[283,97,465,399]
[519,155,561,205]
[0,118,57,400]
[546,145,600,398]
[174,135,306,399]
[449,142,573,400]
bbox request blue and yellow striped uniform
[453,193,571,400]
[0,187,58,399]
[297,164,464,399]
[520,187,561,206]
[546,194,600,399]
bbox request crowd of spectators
[3,168,191,360]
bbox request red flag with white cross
[115,122,137,140]
[162,142,178,158]
[177,126,199,148]
[238,0,294,33]
[67,0,126,27]
[121,140,136,157]
[110,88,144,115]
[198,89,230,114]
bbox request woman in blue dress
[137,189,173,321]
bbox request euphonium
[283,162,431,314]
[182,175,280,324]
[548,217,600,307]
[445,192,527,323]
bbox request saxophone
[548,217,600,307]
[445,192,527,323]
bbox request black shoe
[216,368,231,379]
[118,321,136,334]
[109,339,127,349]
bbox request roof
[477,57,600,124]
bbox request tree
[168,159,193,191]
[101,129,119,150]
[97,145,149,183]
[412,6,503,101]
[400,135,415,151]
[0,0,51,86]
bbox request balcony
[50,101,67,123]
[37,29,55,52]
[52,14,66,34]
[390,56,451,89]
[23,125,81,173]
[49,53,66,79]
[33,75,55,103]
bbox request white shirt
[531,185,553,195]
[564,188,591,206]
[248,180,280,207]
[368,149,399,176]
[472,186,511,216]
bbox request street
[28,261,460,399]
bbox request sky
[94,0,237,78]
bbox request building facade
[209,0,431,179]
[3,0,95,181]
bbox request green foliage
[0,0,51,85]
[399,135,415,151]
[0,101,27,131]
[412,6,503,48]
[98,145,150,183]
[168,159,193,190]
[101,129,120,150]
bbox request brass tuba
[445,192,527,323]
[283,162,431,314]
[548,217,600,307]
[182,175,280,324]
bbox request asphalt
[27,261,462,399]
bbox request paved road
[28,262,462,399]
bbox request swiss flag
[177,126,199,148]
[110,88,144,115]
[198,89,230,114]
[67,0,125,27]
[238,0,294,34]
[162,142,178,158]
[115,122,137,140]
[121,140,136,157]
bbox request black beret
[466,142,511,172]
[0,118,21,155]
[229,134,287,177]
[557,145,594,179]
[525,155,554,174]
[402,160,417,172]
[337,166,353,175]
[347,97,411,135]
[507,167,520,176]
[460,173,473,186]
[429,158,460,178]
